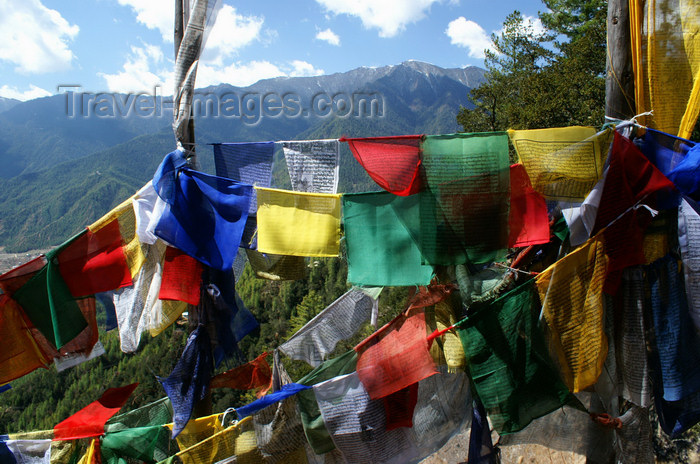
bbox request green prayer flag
[457,280,584,434]
[343,191,433,286]
[13,246,88,349]
[298,350,358,454]
[420,132,510,266]
[101,425,174,464]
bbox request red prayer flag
[0,256,47,296]
[57,221,132,297]
[209,352,272,397]
[508,163,550,247]
[355,305,438,400]
[159,246,203,305]
[593,132,675,293]
[341,135,424,196]
[53,383,138,441]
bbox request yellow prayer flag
[631,0,700,139]
[508,127,613,201]
[535,237,609,392]
[88,195,146,278]
[256,187,341,257]
[76,438,100,464]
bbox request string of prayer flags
[13,248,88,349]
[593,132,675,293]
[252,391,308,462]
[313,372,420,463]
[255,187,341,257]
[282,140,340,193]
[341,135,424,196]
[279,288,377,367]
[105,397,173,433]
[535,237,609,392]
[508,163,550,247]
[158,247,202,306]
[420,132,510,266]
[630,0,700,139]
[457,280,584,435]
[212,141,275,215]
[53,383,138,441]
[342,191,433,286]
[159,325,213,438]
[679,199,700,332]
[297,350,358,455]
[152,149,253,271]
[355,303,438,400]
[235,383,311,420]
[210,352,272,397]
[0,295,52,384]
[508,126,613,200]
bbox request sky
[0,0,548,101]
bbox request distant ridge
[0,61,486,251]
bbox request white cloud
[0,84,52,101]
[197,60,284,88]
[445,17,493,59]
[98,44,174,93]
[288,60,324,77]
[522,15,546,37]
[315,28,340,46]
[117,0,174,41]
[0,0,78,73]
[316,0,442,38]
[201,5,265,65]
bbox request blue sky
[0,0,548,100]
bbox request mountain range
[0,60,486,252]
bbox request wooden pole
[605,0,636,120]
[174,0,196,161]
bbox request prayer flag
[457,280,584,434]
[279,288,377,367]
[535,237,609,392]
[297,350,358,454]
[245,249,307,281]
[158,247,202,305]
[159,326,213,438]
[13,249,88,349]
[0,256,46,296]
[355,304,438,400]
[153,150,253,271]
[210,352,272,397]
[53,383,138,441]
[0,295,52,384]
[56,224,132,298]
[313,372,419,463]
[508,163,549,247]
[508,126,613,200]
[679,199,700,332]
[235,383,311,420]
[420,132,510,266]
[255,187,341,257]
[593,132,675,293]
[341,135,424,196]
[282,140,340,193]
[342,191,433,286]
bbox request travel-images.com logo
[59,85,385,125]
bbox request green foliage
[457,2,606,132]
